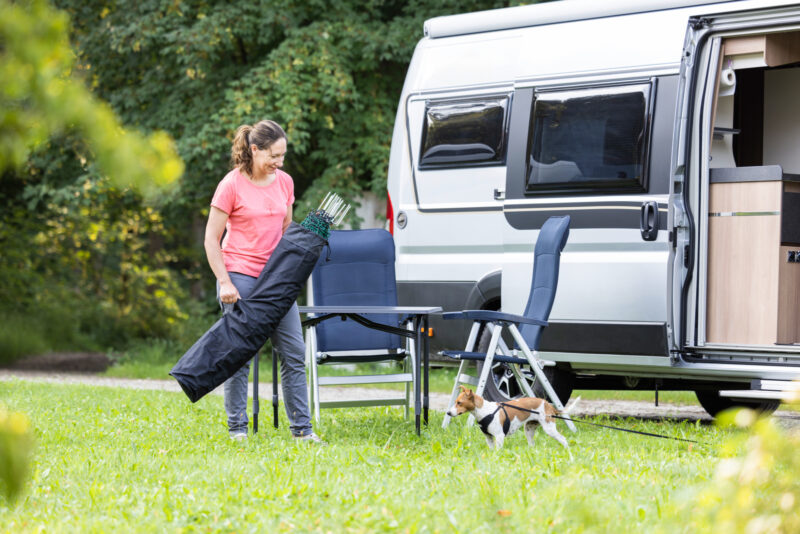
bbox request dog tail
[560,396,581,415]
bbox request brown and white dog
[446,386,579,452]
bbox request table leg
[273,350,279,429]
[423,315,429,426]
[414,316,422,436]
[253,355,259,434]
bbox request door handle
[640,201,659,241]
[493,188,505,200]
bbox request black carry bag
[170,194,349,403]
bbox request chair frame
[304,309,417,424]
[440,312,575,432]
[440,215,575,432]
[302,229,418,425]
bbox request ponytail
[231,125,254,176]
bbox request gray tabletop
[298,306,442,314]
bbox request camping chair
[304,229,416,424]
[441,215,576,432]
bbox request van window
[419,95,510,168]
[526,83,651,194]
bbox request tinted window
[419,96,510,168]
[526,84,651,193]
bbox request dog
[446,386,579,452]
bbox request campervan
[386,0,800,416]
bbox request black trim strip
[541,321,669,357]
[409,205,504,214]
[505,203,668,230]
[405,201,668,222]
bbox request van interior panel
[707,31,800,347]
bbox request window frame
[524,81,655,196]
[418,93,513,170]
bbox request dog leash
[497,402,705,445]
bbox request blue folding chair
[305,229,416,424]
[441,215,576,432]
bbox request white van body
[387,0,800,408]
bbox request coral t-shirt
[210,167,295,277]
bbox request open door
[672,5,800,359]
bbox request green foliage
[0,0,188,358]
[1,163,190,349]
[0,405,32,503]
[56,0,523,219]
[1,0,528,359]
[0,0,183,195]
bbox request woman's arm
[204,206,240,303]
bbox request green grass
[104,343,462,394]
[103,344,704,408]
[0,379,745,533]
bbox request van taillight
[386,191,394,235]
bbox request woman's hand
[218,279,241,304]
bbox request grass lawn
[1,379,750,533]
[104,344,704,406]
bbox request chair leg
[474,323,502,398]
[403,357,411,421]
[404,320,414,421]
[306,327,322,426]
[304,328,313,409]
[407,324,417,424]
[509,363,535,397]
[469,323,502,426]
[507,324,577,433]
[311,355,322,426]
[442,359,469,429]
[442,321,482,429]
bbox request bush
[0,313,50,365]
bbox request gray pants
[219,272,313,437]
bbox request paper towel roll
[719,67,736,97]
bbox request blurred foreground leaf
[0,0,183,197]
[0,405,32,502]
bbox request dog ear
[459,385,468,393]
[465,388,474,398]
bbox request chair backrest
[311,229,403,352]
[518,215,571,351]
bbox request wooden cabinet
[706,166,800,345]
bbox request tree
[55,0,521,217]
[1,0,526,347]
[0,0,183,195]
[0,0,186,354]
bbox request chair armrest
[442,310,547,327]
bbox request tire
[475,326,573,405]
[694,390,780,418]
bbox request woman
[204,120,322,443]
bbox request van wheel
[474,328,573,404]
[694,390,780,418]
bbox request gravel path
[2,369,799,429]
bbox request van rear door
[501,77,678,364]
